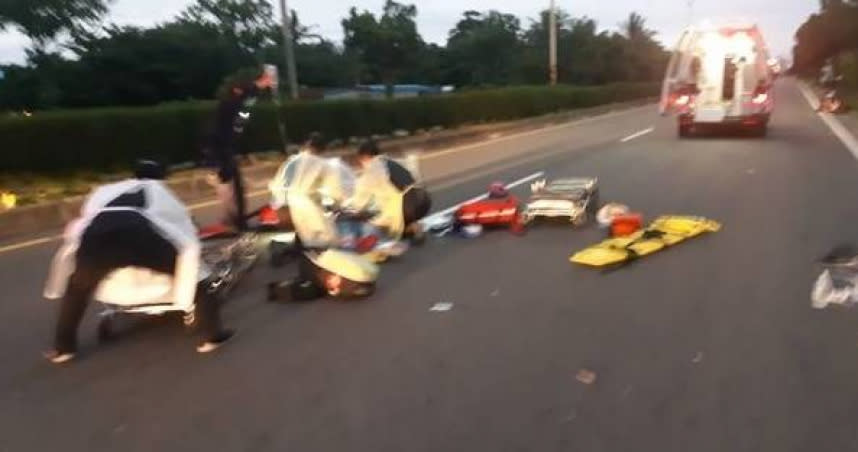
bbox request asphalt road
[2,78,858,452]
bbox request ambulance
[660,23,774,137]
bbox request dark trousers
[218,157,247,231]
[54,212,223,353]
[402,187,431,226]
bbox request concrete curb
[0,97,655,243]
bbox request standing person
[204,68,276,231]
[348,139,431,243]
[43,160,234,364]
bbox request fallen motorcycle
[96,228,262,341]
[819,77,848,114]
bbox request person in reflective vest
[347,140,431,243]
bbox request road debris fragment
[692,352,704,364]
[430,302,454,312]
[576,369,597,385]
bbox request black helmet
[134,160,167,180]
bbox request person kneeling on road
[42,160,233,364]
[346,140,431,244]
[268,132,352,248]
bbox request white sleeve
[146,183,202,311]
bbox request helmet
[488,182,508,199]
[134,159,167,180]
[596,203,630,228]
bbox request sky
[0,0,817,65]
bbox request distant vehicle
[660,23,774,137]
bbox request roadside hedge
[0,82,658,173]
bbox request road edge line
[421,105,653,161]
[620,126,655,143]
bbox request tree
[342,0,423,96]
[444,11,522,86]
[0,0,111,44]
[793,2,858,75]
[179,0,276,56]
[620,12,656,43]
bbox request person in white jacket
[43,161,233,363]
[347,140,431,242]
[268,133,352,248]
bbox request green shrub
[0,83,658,173]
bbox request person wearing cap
[347,139,431,243]
[203,67,276,231]
[42,160,233,364]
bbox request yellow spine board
[570,216,721,267]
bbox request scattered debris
[812,245,858,309]
[561,410,578,423]
[460,224,483,238]
[692,352,704,364]
[746,168,756,175]
[430,302,454,312]
[490,289,500,297]
[576,369,597,385]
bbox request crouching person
[42,160,233,364]
[347,140,431,243]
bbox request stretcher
[96,231,261,341]
[569,215,721,267]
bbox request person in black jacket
[204,68,275,231]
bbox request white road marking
[0,236,60,254]
[797,81,858,161]
[420,171,545,225]
[620,126,654,143]
[429,302,454,312]
[421,105,653,161]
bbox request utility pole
[549,0,558,85]
[279,0,299,100]
[687,0,695,26]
